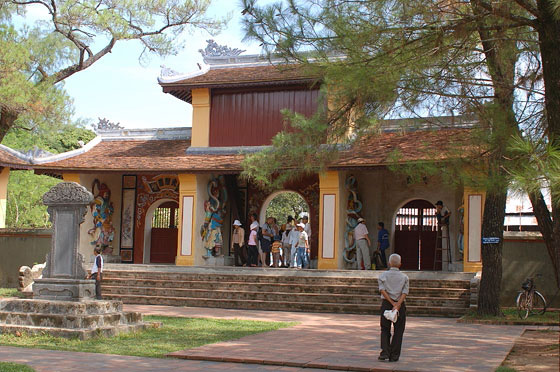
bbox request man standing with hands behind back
[378,253,409,362]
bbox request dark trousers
[233,243,247,266]
[247,245,258,266]
[380,299,406,360]
[89,272,103,299]
[380,249,388,268]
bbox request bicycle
[516,277,547,319]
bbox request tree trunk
[529,192,560,288]
[534,0,560,290]
[477,186,508,316]
[0,107,18,143]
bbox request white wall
[351,169,462,261]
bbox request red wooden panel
[209,87,319,147]
[419,230,439,270]
[394,230,419,270]
[150,228,178,263]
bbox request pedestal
[33,278,95,301]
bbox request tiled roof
[33,140,245,173]
[162,64,316,87]
[0,146,31,169]
[31,128,473,174]
[160,64,319,103]
[334,128,474,168]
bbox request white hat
[357,217,365,223]
[297,222,306,228]
[250,221,259,230]
[233,220,242,226]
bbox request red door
[394,200,439,270]
[150,202,178,264]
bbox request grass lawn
[0,362,35,372]
[460,308,559,325]
[0,288,26,299]
[495,367,517,372]
[0,316,296,358]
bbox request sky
[27,0,266,129]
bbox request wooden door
[150,202,178,264]
[394,200,439,270]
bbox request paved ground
[132,305,525,372]
[1,304,551,372]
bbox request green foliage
[0,0,225,141]
[2,122,96,228]
[0,287,26,298]
[0,362,35,372]
[0,316,296,358]
[266,192,308,223]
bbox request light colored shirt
[248,230,257,245]
[304,223,311,238]
[297,230,309,248]
[262,223,274,241]
[91,254,103,274]
[353,223,369,241]
[378,267,409,301]
[232,227,245,247]
[288,229,300,248]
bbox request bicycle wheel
[531,291,547,315]
[516,291,529,319]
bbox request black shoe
[378,355,389,361]
[389,358,399,362]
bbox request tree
[266,192,309,224]
[0,0,224,141]
[241,0,560,315]
[2,120,96,228]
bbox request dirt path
[500,329,559,371]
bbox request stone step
[102,271,470,289]
[0,311,141,329]
[0,323,149,340]
[102,285,468,307]
[104,294,468,317]
[101,278,469,297]
[0,298,123,315]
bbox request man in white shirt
[353,217,371,270]
[378,253,409,362]
[89,247,103,300]
[288,224,300,268]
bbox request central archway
[259,191,309,226]
[143,198,178,264]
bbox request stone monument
[0,182,151,339]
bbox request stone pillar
[463,188,485,273]
[33,182,95,301]
[0,167,9,228]
[317,171,342,270]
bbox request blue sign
[482,237,500,244]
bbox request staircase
[101,264,474,317]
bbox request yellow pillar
[463,187,486,272]
[62,173,81,183]
[176,174,197,266]
[318,171,341,269]
[0,167,10,228]
[191,88,211,147]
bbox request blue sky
[54,0,264,129]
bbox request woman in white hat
[231,220,246,266]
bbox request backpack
[257,227,264,243]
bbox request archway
[394,199,439,270]
[143,198,178,264]
[260,191,310,227]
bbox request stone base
[201,255,234,266]
[0,298,152,340]
[33,278,95,301]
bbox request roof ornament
[160,64,182,77]
[199,39,246,58]
[95,117,123,132]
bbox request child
[90,247,103,299]
[271,235,283,268]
